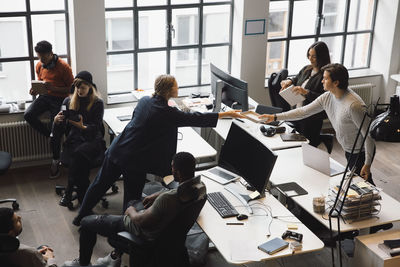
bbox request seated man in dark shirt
[0,207,57,267]
[64,151,203,267]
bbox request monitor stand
[224,186,253,214]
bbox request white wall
[232,0,270,105]
[68,0,108,101]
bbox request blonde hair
[153,74,176,99]
[69,78,100,111]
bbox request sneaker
[95,253,121,267]
[63,258,91,266]
[49,159,60,179]
[59,194,72,207]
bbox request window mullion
[198,1,204,85]
[166,0,172,74]
[133,0,139,89]
[340,0,351,64]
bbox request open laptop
[202,166,240,185]
[302,143,345,177]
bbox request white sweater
[277,89,374,165]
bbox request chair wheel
[101,200,109,208]
[112,185,119,193]
[12,201,19,211]
[67,202,74,210]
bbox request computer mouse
[259,125,276,137]
[236,214,248,221]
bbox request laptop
[202,166,240,185]
[301,143,345,177]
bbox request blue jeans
[79,215,127,265]
[77,153,146,219]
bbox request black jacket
[290,65,326,120]
[108,95,218,176]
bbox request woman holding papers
[73,74,244,226]
[272,41,331,150]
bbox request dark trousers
[78,153,146,218]
[65,152,91,203]
[290,119,323,147]
[345,151,375,185]
[79,215,126,265]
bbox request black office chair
[0,151,19,210]
[108,176,207,267]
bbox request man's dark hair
[172,152,196,180]
[34,40,53,54]
[321,63,349,90]
[307,41,331,69]
[0,207,14,234]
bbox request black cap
[75,71,93,85]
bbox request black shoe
[370,223,393,234]
[320,134,334,154]
[59,194,72,207]
[72,211,94,226]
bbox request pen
[235,118,244,123]
[226,222,244,225]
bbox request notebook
[258,238,289,255]
[302,143,345,177]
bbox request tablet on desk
[202,166,240,185]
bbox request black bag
[370,95,400,142]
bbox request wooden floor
[0,140,399,267]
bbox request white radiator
[0,121,52,162]
[349,83,374,106]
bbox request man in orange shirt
[24,40,74,178]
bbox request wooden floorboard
[0,140,399,266]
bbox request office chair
[0,151,19,210]
[268,69,290,111]
[108,176,207,267]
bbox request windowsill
[265,68,383,87]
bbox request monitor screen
[219,122,278,196]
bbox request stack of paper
[279,85,305,106]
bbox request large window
[266,0,377,77]
[0,0,70,102]
[105,0,233,94]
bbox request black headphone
[260,125,276,137]
[177,175,206,203]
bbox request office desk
[103,106,217,161]
[214,118,307,151]
[270,147,400,232]
[197,174,324,264]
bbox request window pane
[201,46,229,84]
[138,51,166,90]
[171,49,198,87]
[348,0,375,31]
[137,0,166,6]
[288,39,314,75]
[344,33,370,68]
[0,61,31,102]
[319,36,342,64]
[106,11,134,51]
[107,54,134,94]
[172,8,199,46]
[292,0,317,36]
[31,14,67,55]
[0,18,29,58]
[266,41,286,76]
[138,10,166,49]
[30,0,65,11]
[172,0,199,4]
[0,0,25,12]
[321,0,346,33]
[268,1,288,39]
[203,5,230,44]
[105,0,132,8]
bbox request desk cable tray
[328,179,382,223]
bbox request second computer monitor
[210,63,248,111]
[219,122,278,197]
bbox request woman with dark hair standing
[52,71,106,207]
[73,74,244,226]
[271,41,331,149]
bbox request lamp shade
[370,95,400,142]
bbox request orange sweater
[36,57,74,98]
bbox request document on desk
[279,85,305,106]
[230,240,263,261]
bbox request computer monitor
[210,63,248,112]
[219,122,278,197]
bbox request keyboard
[207,192,239,218]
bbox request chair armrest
[117,231,145,246]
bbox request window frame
[0,0,70,101]
[105,0,234,95]
[266,0,378,78]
